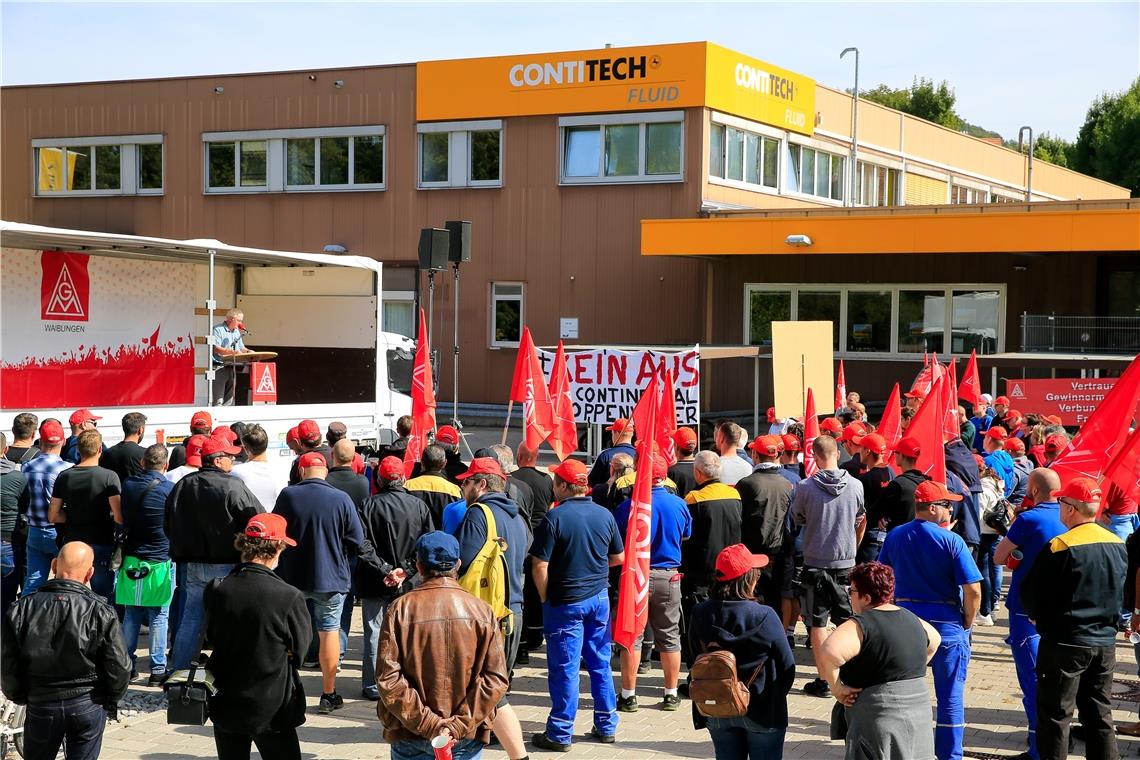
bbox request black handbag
[165,578,221,725]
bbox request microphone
[237,322,252,335]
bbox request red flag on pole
[958,349,983,406]
[1051,354,1140,486]
[657,369,679,466]
[614,371,660,653]
[908,375,947,484]
[546,341,577,462]
[405,309,436,477]
[879,383,902,452]
[509,327,554,451]
[835,360,847,413]
[1104,426,1140,506]
[803,388,820,478]
[942,359,960,444]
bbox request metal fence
[1021,314,1140,354]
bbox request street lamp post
[1018,126,1034,202]
[841,47,859,207]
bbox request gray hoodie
[0,457,27,540]
[792,468,865,570]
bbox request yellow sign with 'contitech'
[416,41,815,136]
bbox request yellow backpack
[458,502,514,634]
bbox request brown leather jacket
[376,576,509,743]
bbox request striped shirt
[21,453,72,527]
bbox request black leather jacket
[355,484,433,599]
[165,466,264,564]
[1,579,131,705]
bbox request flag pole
[500,399,514,446]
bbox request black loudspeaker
[445,220,472,263]
[418,228,450,271]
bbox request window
[203,126,386,193]
[33,135,164,196]
[950,183,988,204]
[787,144,844,201]
[491,283,524,347]
[744,284,1005,356]
[709,119,779,190]
[417,121,502,188]
[856,161,900,207]
[559,112,683,184]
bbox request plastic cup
[1006,549,1023,570]
[431,734,453,760]
[1128,631,1140,645]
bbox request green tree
[860,77,962,130]
[1071,77,1140,196]
[1030,132,1075,169]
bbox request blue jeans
[170,562,232,671]
[978,534,1001,617]
[390,738,482,760]
[1,539,17,612]
[930,621,971,760]
[543,589,619,745]
[123,603,171,676]
[361,596,392,697]
[707,716,786,760]
[23,525,59,596]
[24,694,108,760]
[89,543,116,607]
[1010,612,1041,759]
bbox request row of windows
[746,284,1003,356]
[34,138,164,195]
[951,182,1020,204]
[381,281,524,349]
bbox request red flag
[835,360,847,412]
[614,372,660,653]
[803,388,820,478]
[942,359,960,444]
[908,375,947,484]
[509,327,554,451]
[958,349,982,406]
[405,310,435,477]
[657,369,679,466]
[1051,354,1140,486]
[402,417,424,478]
[879,383,902,452]
[924,351,930,368]
[546,341,577,462]
[1104,426,1140,506]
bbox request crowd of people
[0,388,1136,760]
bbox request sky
[2,1,1137,141]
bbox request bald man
[2,541,130,760]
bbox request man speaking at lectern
[212,308,248,406]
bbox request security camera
[785,234,813,247]
[213,86,224,95]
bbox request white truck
[0,221,413,479]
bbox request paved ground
[95,603,1140,759]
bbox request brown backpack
[689,647,764,718]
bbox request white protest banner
[536,347,700,426]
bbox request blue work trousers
[930,621,971,760]
[543,589,619,745]
[1009,613,1040,759]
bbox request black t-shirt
[859,466,896,529]
[100,440,147,484]
[4,445,40,465]
[668,460,698,499]
[838,607,929,688]
[51,465,121,546]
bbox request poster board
[771,321,833,419]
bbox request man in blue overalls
[879,479,983,760]
[993,468,1066,760]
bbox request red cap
[212,425,238,443]
[838,421,867,443]
[672,427,698,452]
[894,436,922,459]
[1003,409,1022,423]
[747,435,783,457]
[858,433,888,455]
[904,387,927,400]
[1045,415,1064,426]
[714,544,770,581]
[552,459,589,486]
[377,455,405,481]
[456,457,506,480]
[297,419,322,445]
[1052,476,1103,503]
[244,513,297,547]
[781,434,802,452]
[995,396,1010,406]
[201,435,241,457]
[607,418,633,434]
[185,434,208,467]
[190,410,213,430]
[820,417,843,434]
[39,420,65,445]
[286,426,300,446]
[68,409,101,425]
[297,451,328,470]
[914,480,963,504]
[435,425,460,446]
[1045,434,1068,453]
[1004,437,1026,454]
[985,427,1008,441]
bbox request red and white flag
[908,375,947,484]
[958,349,983,407]
[835,360,847,412]
[942,359,960,444]
[879,383,903,453]
[1051,354,1140,486]
[404,309,436,477]
[656,369,679,466]
[546,341,577,462]
[1104,426,1140,506]
[803,388,820,478]
[509,327,554,451]
[614,371,660,653]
